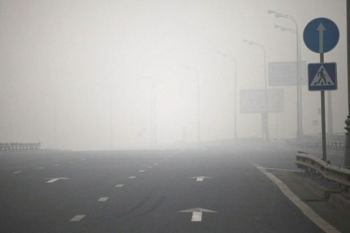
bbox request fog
[0,0,347,150]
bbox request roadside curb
[329,193,350,217]
[293,172,350,216]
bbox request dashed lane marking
[138,170,145,173]
[115,184,124,188]
[128,176,136,179]
[98,197,109,202]
[70,215,86,222]
[13,171,22,174]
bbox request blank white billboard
[268,61,307,86]
[240,89,284,113]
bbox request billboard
[240,89,284,113]
[268,61,307,86]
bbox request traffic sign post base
[344,116,350,168]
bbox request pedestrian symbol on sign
[310,65,334,86]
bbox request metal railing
[0,143,40,151]
[296,151,350,188]
[287,139,345,152]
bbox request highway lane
[0,144,336,232]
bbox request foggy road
[1,142,348,233]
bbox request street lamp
[182,65,201,143]
[139,75,157,148]
[217,51,238,139]
[268,10,304,139]
[243,39,270,142]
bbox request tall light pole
[273,24,303,140]
[139,75,157,147]
[268,10,304,139]
[217,51,238,139]
[244,40,270,142]
[182,65,201,143]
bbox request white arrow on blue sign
[308,63,337,91]
[303,18,339,53]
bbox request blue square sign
[308,63,337,91]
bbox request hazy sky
[0,0,347,150]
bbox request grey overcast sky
[0,0,347,150]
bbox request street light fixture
[182,65,201,143]
[217,51,238,139]
[243,39,270,142]
[269,10,304,139]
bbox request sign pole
[344,2,350,168]
[319,26,327,162]
[304,17,339,164]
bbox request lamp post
[217,51,238,139]
[139,75,157,147]
[182,65,201,143]
[268,10,304,140]
[244,39,269,142]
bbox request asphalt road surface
[0,142,347,233]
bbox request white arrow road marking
[98,197,109,202]
[191,212,202,222]
[178,208,217,222]
[46,177,70,183]
[13,171,22,174]
[138,170,145,173]
[189,176,212,182]
[115,184,124,188]
[128,176,136,179]
[70,215,86,222]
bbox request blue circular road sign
[303,18,339,53]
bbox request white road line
[192,212,202,222]
[138,170,145,173]
[250,161,340,233]
[154,163,158,166]
[70,215,86,222]
[46,177,69,183]
[46,178,60,183]
[98,197,109,202]
[148,166,153,168]
[128,176,136,179]
[115,184,124,188]
[264,167,304,173]
[13,171,22,174]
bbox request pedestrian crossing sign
[308,63,337,91]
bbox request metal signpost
[303,17,339,162]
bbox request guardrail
[0,143,40,151]
[295,151,350,188]
[287,139,345,152]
